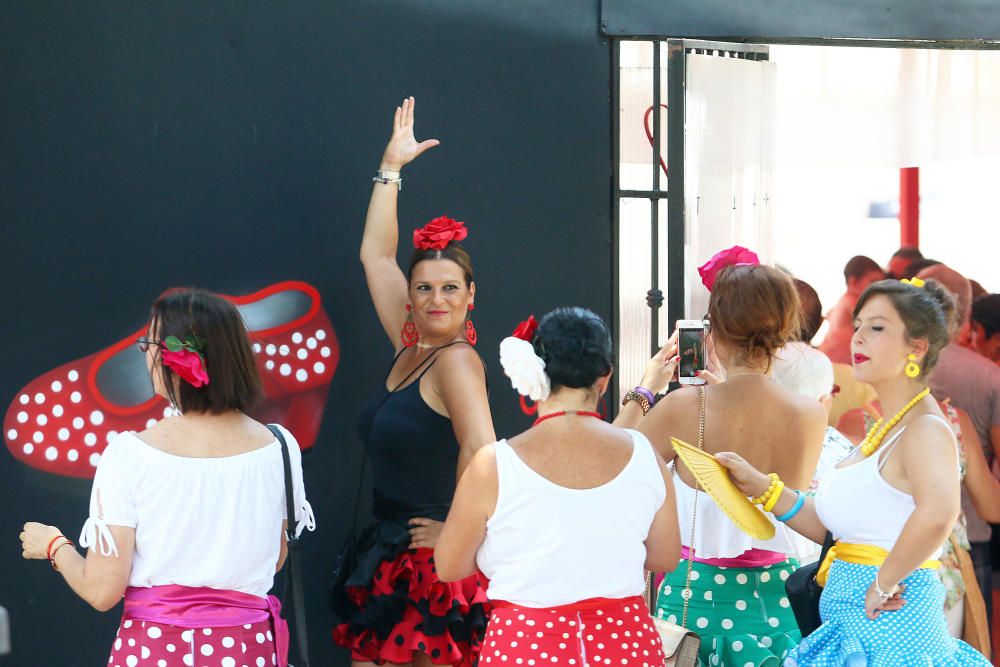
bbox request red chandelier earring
[464,304,478,345]
[401,305,419,347]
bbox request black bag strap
[268,424,311,667]
[816,530,835,581]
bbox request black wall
[0,2,611,665]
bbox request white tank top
[476,429,666,607]
[815,419,952,557]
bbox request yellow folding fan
[670,436,775,541]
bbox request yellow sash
[815,542,941,587]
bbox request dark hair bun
[533,307,613,390]
[708,265,801,364]
[921,278,957,330]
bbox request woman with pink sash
[20,289,315,666]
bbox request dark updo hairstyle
[407,243,474,287]
[532,307,613,391]
[708,265,802,366]
[150,288,264,414]
[852,278,955,378]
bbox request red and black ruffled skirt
[331,516,490,666]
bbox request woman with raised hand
[619,251,828,666]
[718,277,990,665]
[330,96,496,667]
[19,289,315,667]
[434,307,680,667]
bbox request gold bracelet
[621,390,651,416]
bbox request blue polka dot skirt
[655,559,801,666]
[785,561,991,666]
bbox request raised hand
[381,97,440,171]
[715,451,772,497]
[639,330,680,395]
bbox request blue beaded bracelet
[774,490,805,522]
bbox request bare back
[137,412,276,458]
[640,377,826,491]
[507,420,637,490]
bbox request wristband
[634,387,656,407]
[50,539,75,571]
[45,534,66,562]
[774,490,805,522]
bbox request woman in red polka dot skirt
[436,308,682,667]
[19,290,315,666]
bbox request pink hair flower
[697,245,760,291]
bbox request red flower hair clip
[511,315,539,341]
[697,245,760,291]
[413,216,468,250]
[160,335,210,388]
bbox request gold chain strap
[680,386,705,628]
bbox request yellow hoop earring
[905,354,921,379]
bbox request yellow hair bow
[901,277,926,288]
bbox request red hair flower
[161,335,210,388]
[413,216,468,250]
[511,315,538,341]
[697,245,760,291]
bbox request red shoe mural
[3,281,338,478]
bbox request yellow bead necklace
[860,387,931,457]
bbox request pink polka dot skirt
[478,595,665,667]
[106,618,278,667]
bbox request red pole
[899,167,920,248]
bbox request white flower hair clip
[499,315,550,402]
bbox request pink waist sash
[681,546,787,568]
[124,585,288,667]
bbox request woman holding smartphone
[618,260,828,666]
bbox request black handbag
[268,424,311,667]
[785,530,834,636]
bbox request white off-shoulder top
[79,424,315,598]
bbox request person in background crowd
[918,263,1000,629]
[20,289,314,666]
[721,277,990,666]
[773,342,854,498]
[970,294,1000,365]
[902,257,943,280]
[969,280,987,302]
[819,255,885,364]
[886,246,925,280]
[793,278,824,344]
[435,308,680,667]
[620,258,826,666]
[330,97,495,667]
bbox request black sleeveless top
[357,342,483,523]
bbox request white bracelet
[373,169,402,191]
[874,572,897,601]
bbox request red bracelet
[50,538,75,572]
[45,534,67,562]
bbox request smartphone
[676,320,707,385]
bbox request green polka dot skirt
[654,559,801,666]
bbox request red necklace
[532,410,603,427]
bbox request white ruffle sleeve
[79,436,137,557]
[275,425,316,538]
